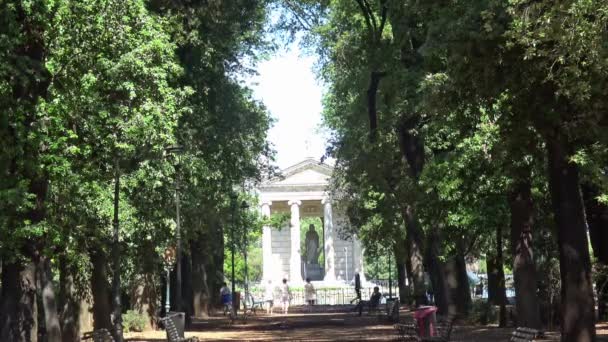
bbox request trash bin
[413,306,438,337]
[167,311,186,338]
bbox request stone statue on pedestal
[305,224,320,265]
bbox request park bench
[244,292,264,315]
[394,316,457,342]
[509,327,543,342]
[161,316,199,342]
[82,328,114,342]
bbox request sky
[247,44,329,170]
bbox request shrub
[122,310,148,333]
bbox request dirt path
[124,306,608,341]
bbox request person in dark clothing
[350,272,362,304]
[355,286,382,316]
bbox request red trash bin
[413,306,438,337]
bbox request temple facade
[258,158,364,284]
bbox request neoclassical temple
[258,158,364,284]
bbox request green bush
[122,310,148,333]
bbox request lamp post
[388,248,392,299]
[344,246,349,282]
[229,193,238,301]
[163,247,176,315]
[241,201,250,310]
[166,145,183,311]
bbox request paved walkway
[124,306,608,341]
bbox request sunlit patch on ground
[125,307,608,341]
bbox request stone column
[288,200,303,283]
[353,234,366,283]
[261,201,272,281]
[323,198,336,281]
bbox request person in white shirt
[264,280,274,315]
[280,278,291,314]
[304,278,316,311]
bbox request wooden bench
[510,327,543,342]
[82,328,114,342]
[160,316,198,342]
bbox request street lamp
[388,248,392,299]
[165,145,183,311]
[229,193,238,301]
[163,247,176,315]
[344,246,349,282]
[241,201,250,311]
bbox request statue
[305,224,320,264]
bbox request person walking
[280,278,291,314]
[350,272,362,304]
[220,282,233,317]
[304,278,316,312]
[264,280,274,315]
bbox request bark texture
[191,238,212,317]
[37,256,62,342]
[403,208,428,307]
[582,183,608,264]
[546,132,596,341]
[487,225,507,327]
[509,179,541,329]
[59,257,81,342]
[0,262,38,342]
[444,252,471,317]
[90,249,112,331]
[426,230,447,315]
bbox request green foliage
[122,310,148,333]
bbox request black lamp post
[166,145,183,311]
[229,193,238,299]
[388,248,392,299]
[163,247,176,315]
[241,201,250,309]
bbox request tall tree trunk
[426,230,448,315]
[582,183,608,265]
[181,253,193,327]
[130,273,157,330]
[59,256,80,342]
[393,240,409,304]
[487,225,507,327]
[37,256,62,342]
[546,132,596,341]
[209,222,225,308]
[191,237,211,317]
[0,262,38,341]
[89,249,112,331]
[403,206,428,307]
[111,166,124,342]
[444,243,471,317]
[509,179,542,329]
[597,272,608,321]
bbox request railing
[248,282,399,306]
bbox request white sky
[247,44,329,170]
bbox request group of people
[220,273,382,317]
[220,277,318,316]
[263,277,317,314]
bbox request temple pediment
[261,158,332,190]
